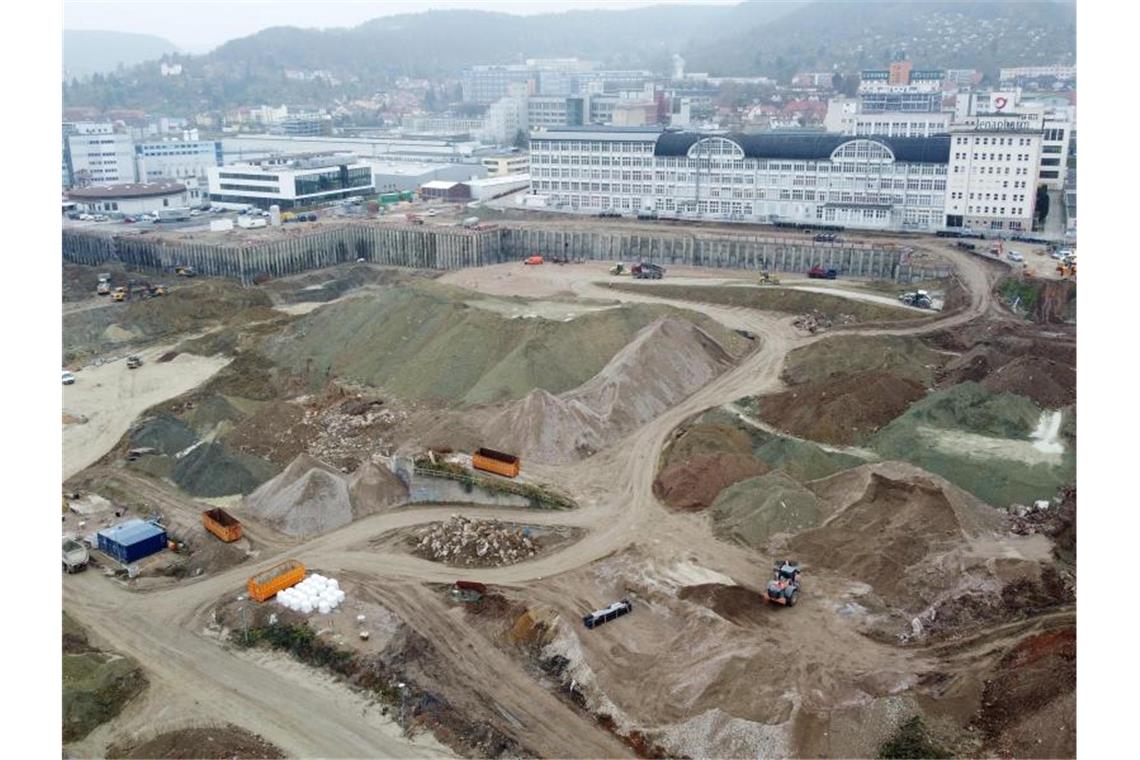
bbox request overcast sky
[63,0,737,53]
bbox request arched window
[687,137,745,160]
[830,139,895,163]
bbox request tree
[513,129,528,150]
[1035,184,1050,225]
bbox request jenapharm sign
[957,112,1044,132]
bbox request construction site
[61,213,1076,759]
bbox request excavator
[759,269,781,286]
[765,560,802,607]
[609,262,626,275]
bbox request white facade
[480,153,529,177]
[207,156,375,210]
[465,174,531,201]
[67,182,188,215]
[528,128,950,231]
[954,90,1072,190]
[945,120,1042,232]
[824,98,951,137]
[999,65,1076,83]
[482,96,529,145]
[66,130,136,187]
[136,139,223,182]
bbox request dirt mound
[485,318,737,463]
[63,652,148,743]
[243,453,353,536]
[413,515,541,567]
[782,335,944,388]
[130,414,198,456]
[347,460,408,513]
[791,470,1004,609]
[225,399,319,465]
[711,471,828,549]
[107,726,286,759]
[655,453,769,509]
[974,627,1076,758]
[756,371,927,446]
[677,583,770,626]
[183,394,246,435]
[171,442,277,497]
[981,355,1075,408]
[263,282,748,406]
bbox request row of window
[219,183,279,193]
[954,136,1037,146]
[531,152,948,176]
[219,171,278,182]
[953,152,1034,162]
[531,140,656,154]
[966,206,1027,217]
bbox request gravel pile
[791,310,856,334]
[413,515,540,567]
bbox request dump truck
[126,355,142,369]
[406,213,424,225]
[96,273,112,295]
[248,559,306,602]
[63,538,89,573]
[631,262,665,279]
[583,599,632,629]
[472,447,521,478]
[202,508,243,543]
[807,265,838,280]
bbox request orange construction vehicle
[247,559,306,602]
[472,447,521,478]
[524,255,544,265]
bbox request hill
[61,1,1074,113]
[63,30,179,81]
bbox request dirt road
[65,243,1002,756]
[62,346,230,479]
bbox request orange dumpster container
[472,447,521,478]
[202,508,243,543]
[247,559,306,602]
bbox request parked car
[62,371,76,385]
[1007,250,1024,262]
[126,355,143,369]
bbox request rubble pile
[413,515,541,567]
[791,311,856,334]
[304,399,409,467]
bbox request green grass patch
[781,335,946,387]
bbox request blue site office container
[96,519,167,565]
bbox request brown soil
[654,452,768,509]
[755,371,927,446]
[677,583,769,627]
[928,320,1076,408]
[791,470,1005,610]
[225,399,320,466]
[107,726,286,759]
[974,628,1076,757]
[981,355,1075,409]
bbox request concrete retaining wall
[62,221,949,284]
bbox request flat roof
[68,181,187,199]
[97,519,165,545]
[421,180,460,189]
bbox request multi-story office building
[482,96,529,146]
[858,66,944,113]
[462,65,535,105]
[480,152,529,177]
[528,96,587,129]
[528,126,951,231]
[64,122,137,187]
[999,65,1076,84]
[135,139,224,182]
[207,153,374,209]
[944,116,1043,232]
[279,113,332,136]
[955,90,1072,190]
[823,98,952,137]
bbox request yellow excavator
[759,269,781,286]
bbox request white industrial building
[67,181,188,215]
[954,90,1072,191]
[823,98,952,138]
[528,126,952,231]
[367,161,487,193]
[465,174,531,201]
[135,138,223,181]
[945,116,1043,233]
[223,134,489,165]
[64,123,137,187]
[207,154,374,210]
